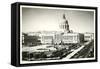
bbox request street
[62,40,94,60]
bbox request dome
[59,14,70,33]
[62,14,68,24]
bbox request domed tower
[60,14,70,33]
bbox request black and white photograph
[18,3,97,64]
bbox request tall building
[60,14,70,33]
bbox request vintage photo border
[14,2,97,66]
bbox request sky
[22,6,95,33]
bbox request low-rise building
[84,33,94,41]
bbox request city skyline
[22,7,95,33]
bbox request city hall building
[22,14,93,45]
[39,14,84,45]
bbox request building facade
[40,31,55,44]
